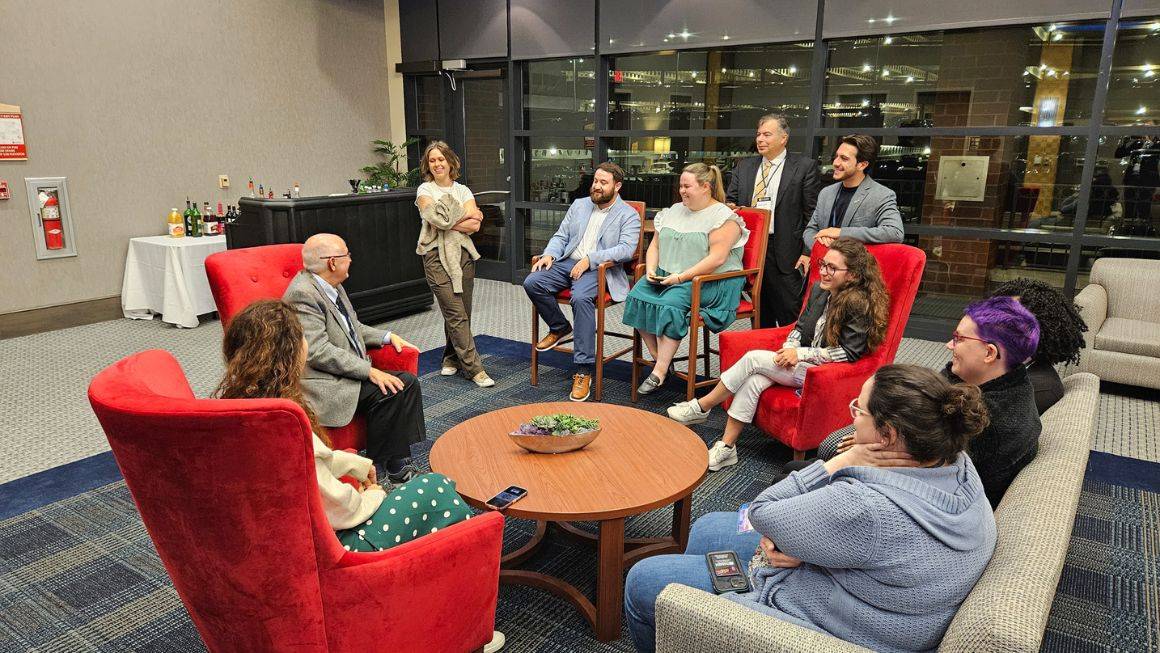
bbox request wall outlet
[218,175,230,189]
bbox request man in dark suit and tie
[726,114,821,327]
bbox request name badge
[754,196,773,213]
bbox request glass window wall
[823,23,1104,128]
[1105,17,1160,125]
[523,58,596,131]
[524,137,594,204]
[607,42,814,131]
[606,136,757,209]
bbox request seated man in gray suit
[284,233,425,483]
[803,134,905,250]
[523,162,641,402]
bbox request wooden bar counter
[229,191,432,324]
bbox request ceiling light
[679,30,691,39]
[884,36,893,44]
[882,69,890,77]
[905,75,914,83]
[667,32,676,39]
[861,98,870,107]
[548,146,558,155]
[1052,32,1063,41]
[923,146,931,155]
[748,71,755,77]
[722,35,730,41]
[1138,106,1148,115]
[868,18,875,24]
[788,65,797,74]
[862,63,872,72]
[721,67,727,73]
[691,71,697,77]
[884,15,896,24]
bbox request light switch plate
[218,175,230,189]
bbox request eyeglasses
[321,252,351,261]
[949,331,1002,359]
[819,261,848,275]
[848,397,871,420]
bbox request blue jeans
[523,261,599,366]
[624,511,762,652]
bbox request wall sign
[0,104,27,161]
[0,180,10,200]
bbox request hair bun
[941,384,989,444]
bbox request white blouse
[312,434,386,530]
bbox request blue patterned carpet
[0,336,1157,652]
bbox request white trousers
[719,350,813,423]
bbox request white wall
[0,0,397,314]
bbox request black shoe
[387,463,420,484]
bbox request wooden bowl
[508,428,601,454]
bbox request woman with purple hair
[814,296,1042,509]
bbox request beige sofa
[655,372,1100,653]
[1072,257,1160,390]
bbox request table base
[498,496,692,642]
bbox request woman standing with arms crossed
[415,141,495,387]
[623,163,749,395]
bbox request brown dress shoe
[535,328,573,352]
[569,373,592,402]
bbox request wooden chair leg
[530,303,540,387]
[594,303,605,401]
[793,449,806,461]
[686,323,699,401]
[702,326,712,379]
[631,329,641,403]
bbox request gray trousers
[423,249,483,377]
[719,350,813,423]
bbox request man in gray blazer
[523,162,641,401]
[283,233,425,483]
[803,134,905,249]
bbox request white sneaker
[707,441,738,472]
[667,399,709,425]
[473,371,496,388]
[440,365,457,376]
[484,630,506,653]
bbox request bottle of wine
[183,199,194,237]
[168,208,184,238]
[248,177,255,198]
[202,202,213,235]
[258,183,264,198]
[190,202,203,237]
[293,182,300,198]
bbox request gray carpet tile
[0,278,1157,484]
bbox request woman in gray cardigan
[625,364,996,653]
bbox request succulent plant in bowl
[510,414,601,453]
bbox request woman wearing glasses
[819,295,1042,509]
[625,364,996,653]
[666,237,889,471]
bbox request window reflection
[607,42,813,131]
[823,23,1103,128]
[1106,17,1160,125]
[816,135,1087,229]
[525,138,594,204]
[606,136,756,209]
[523,208,569,263]
[524,58,596,131]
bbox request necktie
[752,159,772,205]
[334,295,363,357]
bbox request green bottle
[190,201,203,237]
[183,199,194,237]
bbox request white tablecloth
[121,235,226,328]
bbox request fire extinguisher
[41,194,64,250]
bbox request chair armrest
[689,268,759,324]
[655,584,871,653]
[369,345,420,376]
[321,511,504,652]
[634,262,647,282]
[719,326,795,371]
[1072,283,1106,349]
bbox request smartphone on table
[705,550,751,593]
[485,485,528,511]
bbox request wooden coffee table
[429,401,707,642]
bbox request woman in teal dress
[623,163,750,395]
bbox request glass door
[455,68,512,281]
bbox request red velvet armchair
[205,244,419,451]
[718,241,926,458]
[88,350,504,653]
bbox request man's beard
[590,188,614,204]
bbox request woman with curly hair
[215,299,474,553]
[989,278,1086,413]
[666,238,890,471]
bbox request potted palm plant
[360,137,420,190]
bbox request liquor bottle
[293,182,300,198]
[268,189,274,199]
[183,199,194,237]
[258,183,264,198]
[190,201,203,237]
[204,203,219,236]
[248,177,255,198]
[217,202,224,219]
[168,208,185,238]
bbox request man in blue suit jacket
[524,162,641,401]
